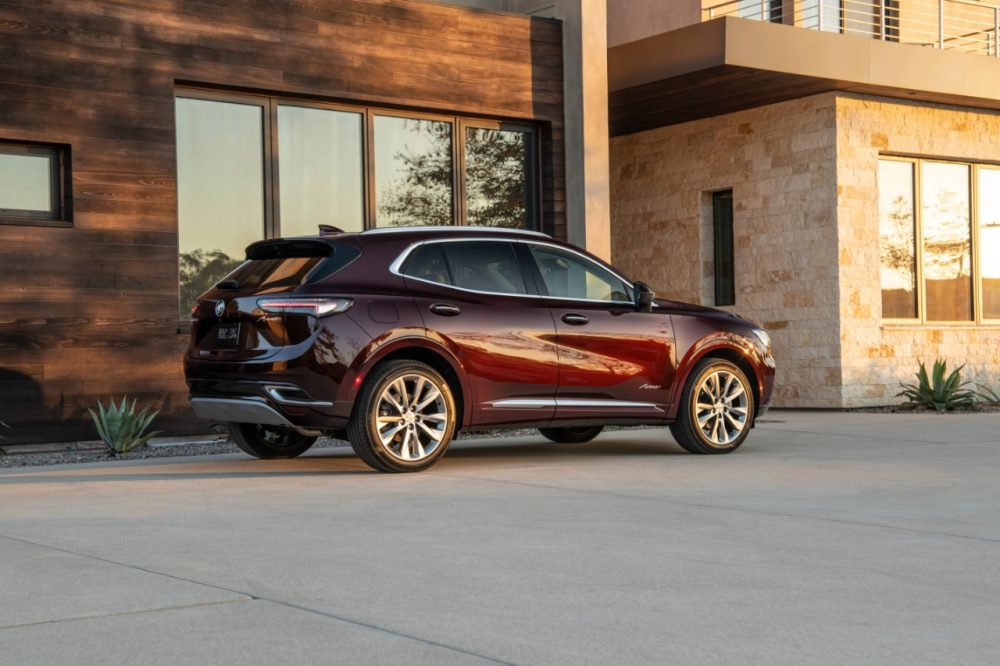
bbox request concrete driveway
[1,411,998,664]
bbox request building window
[464,124,536,229]
[175,97,267,320]
[878,157,998,324]
[277,104,364,236]
[174,89,540,319]
[712,190,735,307]
[374,115,454,227]
[0,142,70,226]
[878,159,917,318]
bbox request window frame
[176,87,542,236]
[0,141,71,227]
[878,154,999,326]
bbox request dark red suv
[185,227,775,472]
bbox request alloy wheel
[374,373,449,462]
[693,369,749,447]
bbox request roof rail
[359,225,550,238]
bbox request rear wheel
[669,359,754,454]
[539,426,604,444]
[227,423,317,459]
[347,360,457,473]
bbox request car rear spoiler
[245,238,336,260]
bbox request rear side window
[401,241,527,295]
[223,240,360,291]
[402,243,451,285]
[443,241,527,295]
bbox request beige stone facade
[610,92,1000,408]
[836,95,1000,406]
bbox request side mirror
[634,281,655,312]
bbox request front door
[520,242,676,421]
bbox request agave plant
[978,384,1000,407]
[89,397,160,454]
[897,359,978,413]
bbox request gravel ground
[0,427,662,469]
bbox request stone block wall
[610,94,842,407]
[835,94,1000,406]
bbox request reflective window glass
[980,167,1000,319]
[277,105,364,236]
[922,162,972,321]
[465,127,532,228]
[442,242,526,295]
[878,160,917,319]
[176,97,265,318]
[374,115,453,227]
[528,244,630,302]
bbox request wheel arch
[669,339,763,424]
[344,338,470,431]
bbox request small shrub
[89,397,160,454]
[897,359,978,413]
[978,384,1000,407]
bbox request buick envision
[185,226,775,472]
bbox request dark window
[527,244,631,302]
[0,142,69,225]
[441,241,527,295]
[402,243,452,286]
[712,190,735,307]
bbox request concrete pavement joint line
[757,425,1000,446]
[426,472,1000,545]
[0,532,513,665]
[0,598,250,631]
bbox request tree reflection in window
[465,127,531,228]
[375,116,453,227]
[922,162,972,321]
[878,160,917,318]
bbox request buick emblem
[214,300,226,318]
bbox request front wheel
[347,360,457,473]
[539,426,604,444]
[669,359,754,455]
[227,423,317,459]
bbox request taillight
[256,297,353,316]
[190,302,199,317]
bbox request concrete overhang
[609,16,1000,136]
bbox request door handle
[561,313,589,326]
[429,303,462,317]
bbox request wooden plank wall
[0,0,564,444]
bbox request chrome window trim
[363,225,549,238]
[390,237,638,306]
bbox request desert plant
[89,397,160,454]
[977,384,1000,407]
[897,359,978,413]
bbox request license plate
[214,323,241,347]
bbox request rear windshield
[221,240,361,293]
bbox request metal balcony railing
[703,0,1000,57]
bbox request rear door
[399,239,559,426]
[520,242,676,419]
[188,238,360,361]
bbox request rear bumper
[191,397,298,427]
[186,377,349,431]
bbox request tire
[347,360,457,473]
[539,426,604,444]
[669,359,754,455]
[227,423,317,459]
